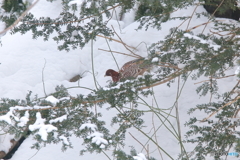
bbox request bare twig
[98,48,139,58]
[194,74,235,85]
[201,96,240,122]
[28,147,42,160]
[96,35,136,50]
[111,25,142,58]
[104,37,120,71]
[102,150,111,160]
[209,29,234,37]
[186,3,200,31]
[129,132,149,156]
[201,0,225,33]
[151,112,164,160]
[209,76,213,103]
[186,21,213,33]
[91,28,99,90]
[42,59,47,97]
[175,77,183,155]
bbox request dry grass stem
[186,3,200,31]
[194,74,235,85]
[129,132,149,156]
[98,48,139,58]
[111,25,142,58]
[96,35,136,50]
[201,0,225,33]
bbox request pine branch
[26,4,121,26]
[201,95,240,122]
[0,0,39,35]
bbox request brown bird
[105,58,152,82]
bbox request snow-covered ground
[0,0,239,160]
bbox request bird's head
[105,69,120,82]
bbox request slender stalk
[91,27,98,90]
[113,105,174,160]
[138,95,179,140]
[175,76,182,155]
[104,38,120,71]
[102,150,111,160]
[42,59,47,97]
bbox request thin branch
[151,112,163,160]
[175,76,183,155]
[201,0,225,33]
[194,74,235,85]
[102,150,111,160]
[28,147,42,160]
[129,132,149,156]
[201,95,240,122]
[209,76,213,103]
[111,25,142,58]
[91,28,99,90]
[104,38,120,71]
[186,3,200,31]
[98,48,139,58]
[133,41,149,55]
[186,21,213,33]
[133,125,174,160]
[96,35,136,50]
[209,29,234,37]
[42,59,47,97]
[99,47,180,69]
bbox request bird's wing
[120,58,151,79]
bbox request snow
[68,0,84,6]
[133,153,147,160]
[49,115,67,124]
[45,95,59,106]
[18,111,29,127]
[184,33,221,51]
[59,136,69,145]
[29,112,57,141]
[80,123,108,148]
[80,123,97,131]
[0,0,238,160]
[151,57,159,63]
[235,66,240,75]
[88,132,108,147]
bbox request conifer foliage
[0,0,26,27]
[0,0,240,159]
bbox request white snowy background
[0,0,239,160]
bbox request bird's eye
[105,71,111,76]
